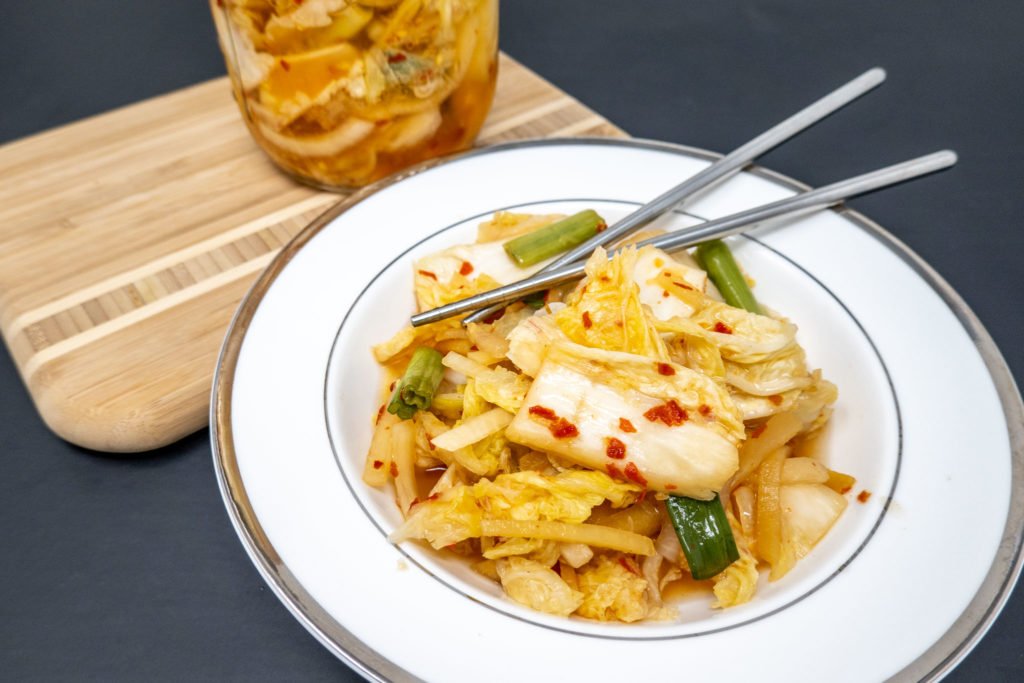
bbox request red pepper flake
[595,221,608,233]
[459,261,474,276]
[389,381,397,391]
[469,344,478,351]
[418,269,438,280]
[618,417,636,433]
[857,490,872,503]
[427,493,440,502]
[665,483,677,490]
[216,0,224,6]
[388,53,407,64]
[599,275,611,283]
[528,405,557,420]
[840,484,854,495]
[624,462,648,487]
[582,311,593,329]
[389,462,399,478]
[605,437,627,460]
[643,399,688,426]
[750,423,768,439]
[375,405,385,424]
[617,556,641,575]
[372,460,384,470]
[279,59,291,72]
[661,290,670,298]
[606,463,623,479]
[409,497,420,508]
[698,404,712,418]
[713,321,733,334]
[768,394,784,406]
[656,362,676,376]
[673,280,695,291]
[427,441,435,451]
[550,418,579,439]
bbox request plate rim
[209,136,1024,682]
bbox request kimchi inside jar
[211,0,499,188]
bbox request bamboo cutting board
[0,54,626,452]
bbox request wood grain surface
[0,54,625,452]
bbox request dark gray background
[1,1,1021,680]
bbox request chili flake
[618,417,636,433]
[857,490,872,503]
[528,405,557,420]
[713,321,733,334]
[656,362,676,376]
[624,462,648,487]
[527,405,578,438]
[389,462,399,477]
[643,399,688,426]
[372,460,384,470]
[582,311,593,328]
[605,437,626,460]
[459,261,474,276]
[550,418,579,439]
[418,269,438,280]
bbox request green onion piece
[523,290,548,309]
[387,347,444,420]
[665,494,740,581]
[503,210,607,267]
[695,239,761,314]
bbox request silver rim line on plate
[209,137,1024,683]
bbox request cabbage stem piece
[503,210,607,267]
[695,239,761,314]
[431,408,512,452]
[387,347,444,419]
[506,343,743,498]
[665,495,740,580]
[480,519,655,556]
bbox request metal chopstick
[460,67,886,325]
[410,149,956,327]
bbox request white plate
[211,139,1024,682]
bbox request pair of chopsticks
[411,68,956,327]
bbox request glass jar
[211,0,499,189]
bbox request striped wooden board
[0,54,626,452]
